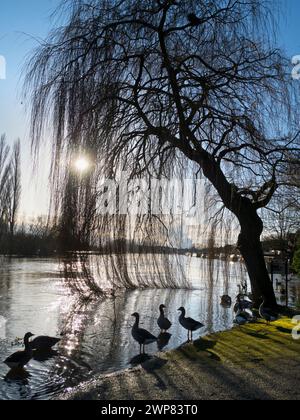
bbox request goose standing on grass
[234,295,253,313]
[259,300,279,325]
[132,313,157,354]
[178,307,204,342]
[234,309,253,326]
[29,335,61,351]
[4,333,34,369]
[157,304,172,333]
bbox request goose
[131,313,157,354]
[29,335,61,351]
[221,295,232,306]
[234,295,253,313]
[259,301,279,325]
[157,304,172,333]
[4,332,34,369]
[178,307,204,341]
[234,311,249,326]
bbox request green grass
[173,318,299,364]
[60,316,300,400]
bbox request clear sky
[0,0,300,218]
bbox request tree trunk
[172,140,278,309]
[237,207,277,309]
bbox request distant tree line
[0,135,59,256]
[1,217,60,256]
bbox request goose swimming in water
[4,332,34,369]
[221,295,232,306]
[157,305,172,333]
[131,313,157,354]
[178,307,204,341]
[259,301,279,325]
[29,335,61,351]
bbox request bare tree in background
[8,140,21,237]
[0,136,22,246]
[0,135,12,240]
[25,0,300,307]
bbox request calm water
[0,256,299,400]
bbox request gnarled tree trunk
[237,207,277,308]
[191,149,277,309]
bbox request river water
[0,256,299,400]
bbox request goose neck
[24,336,31,352]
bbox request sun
[74,157,90,173]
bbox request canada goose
[259,301,279,325]
[234,295,253,313]
[29,335,61,351]
[157,304,172,333]
[221,295,232,306]
[234,311,249,326]
[178,307,204,341]
[132,313,157,354]
[4,332,34,369]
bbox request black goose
[234,309,254,326]
[259,301,279,325]
[4,332,34,369]
[157,304,172,333]
[234,295,253,313]
[29,335,61,351]
[221,295,232,306]
[178,307,204,341]
[132,313,157,354]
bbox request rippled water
[0,256,299,400]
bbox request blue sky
[0,0,300,217]
[0,0,60,218]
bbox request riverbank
[58,317,300,400]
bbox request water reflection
[0,256,299,400]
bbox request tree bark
[178,144,278,309]
[237,206,277,309]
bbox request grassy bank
[58,317,300,401]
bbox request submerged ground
[59,318,300,400]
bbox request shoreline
[57,316,300,401]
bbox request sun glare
[74,157,90,173]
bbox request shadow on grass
[178,338,221,362]
[276,326,292,335]
[245,331,270,340]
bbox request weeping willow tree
[25,0,300,307]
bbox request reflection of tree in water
[61,250,188,301]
